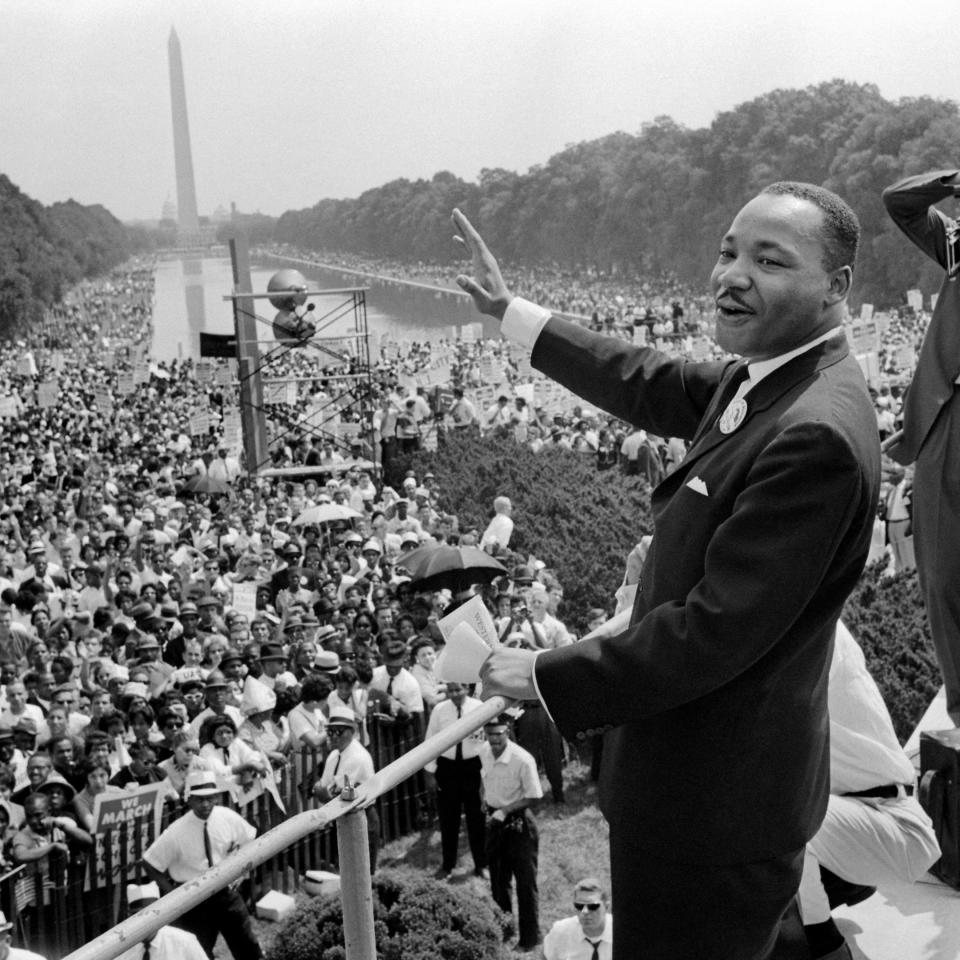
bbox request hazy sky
[3,0,958,222]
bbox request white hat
[362,539,382,554]
[241,676,277,716]
[327,706,357,728]
[185,771,227,798]
[127,882,160,907]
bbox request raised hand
[452,208,513,321]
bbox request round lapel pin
[718,398,747,434]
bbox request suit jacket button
[576,732,586,741]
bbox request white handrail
[62,695,509,960]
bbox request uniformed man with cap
[479,714,543,952]
[143,771,262,959]
[113,882,206,960]
[313,706,379,870]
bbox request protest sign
[90,782,167,886]
[232,580,258,620]
[37,381,59,409]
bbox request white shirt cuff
[530,650,557,724]
[502,297,552,349]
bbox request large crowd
[0,250,932,957]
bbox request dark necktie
[454,705,463,761]
[203,820,214,867]
[386,676,394,697]
[142,940,151,960]
[223,747,230,766]
[587,939,601,960]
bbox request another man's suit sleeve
[882,169,960,268]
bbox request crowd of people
[0,260,602,957]
[0,234,941,958]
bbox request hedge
[400,432,941,742]
[399,431,651,633]
[267,871,512,960]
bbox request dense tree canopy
[275,80,960,309]
[0,175,147,338]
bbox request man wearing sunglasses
[543,878,612,960]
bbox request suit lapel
[668,336,850,482]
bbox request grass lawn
[247,759,611,958]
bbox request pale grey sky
[2,0,957,222]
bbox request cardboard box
[255,889,297,922]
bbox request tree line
[0,174,151,338]
[275,79,960,309]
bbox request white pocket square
[686,476,709,496]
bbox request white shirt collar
[744,326,841,392]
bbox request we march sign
[90,782,167,886]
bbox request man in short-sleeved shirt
[143,772,261,960]
[479,715,543,951]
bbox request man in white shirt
[480,496,514,552]
[143,771,262,959]
[479,715,543,952]
[423,682,486,878]
[370,639,424,728]
[797,621,940,960]
[543,877,613,960]
[313,706,379,871]
[114,882,207,960]
[0,682,44,731]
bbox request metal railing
[63,695,508,960]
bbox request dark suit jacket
[532,317,880,864]
[882,170,960,465]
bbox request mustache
[716,291,752,311]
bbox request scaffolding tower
[224,236,376,476]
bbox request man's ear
[826,265,852,304]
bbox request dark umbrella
[182,475,231,496]
[398,543,507,593]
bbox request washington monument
[168,27,199,235]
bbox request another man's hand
[480,647,539,701]
[452,208,513,321]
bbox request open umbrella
[181,475,231,496]
[398,543,507,592]
[291,503,362,526]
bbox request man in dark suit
[452,182,880,960]
[882,169,960,725]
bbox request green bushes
[403,432,941,741]
[842,562,941,742]
[402,431,652,633]
[267,871,512,960]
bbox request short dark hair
[761,182,860,273]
